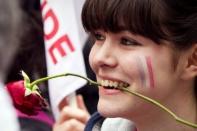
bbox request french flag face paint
[146,56,155,88]
[136,56,155,88]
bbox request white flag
[40,0,87,119]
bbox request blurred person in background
[0,0,21,131]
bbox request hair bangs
[82,0,125,33]
[82,0,170,43]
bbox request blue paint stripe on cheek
[136,56,146,88]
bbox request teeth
[100,80,129,89]
[119,82,123,87]
[109,81,113,87]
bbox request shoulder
[84,112,105,131]
[85,112,137,131]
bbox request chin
[97,99,123,118]
[98,107,116,118]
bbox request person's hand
[53,95,90,131]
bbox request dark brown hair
[82,0,197,50]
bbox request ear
[181,44,197,80]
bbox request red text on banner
[41,0,75,65]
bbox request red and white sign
[40,0,87,119]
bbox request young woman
[53,0,197,131]
[82,0,197,131]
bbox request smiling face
[89,30,189,120]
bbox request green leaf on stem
[21,70,31,90]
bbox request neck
[134,111,196,131]
[131,88,197,131]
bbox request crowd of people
[1,0,197,131]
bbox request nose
[91,39,117,69]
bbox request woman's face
[89,30,185,120]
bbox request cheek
[88,46,97,72]
[121,56,141,83]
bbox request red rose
[6,80,47,115]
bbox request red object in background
[6,80,47,115]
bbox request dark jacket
[85,112,137,131]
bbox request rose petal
[5,80,47,115]
[6,80,25,105]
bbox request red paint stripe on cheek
[146,57,154,88]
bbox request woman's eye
[121,37,141,46]
[93,32,105,41]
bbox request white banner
[40,0,87,119]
